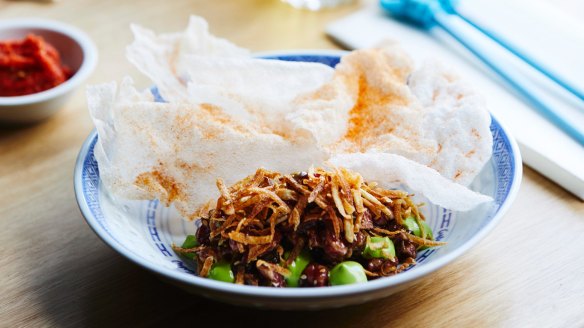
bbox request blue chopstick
[380,0,584,146]
[440,1,584,102]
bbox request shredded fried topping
[172,166,444,287]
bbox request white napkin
[327,0,584,200]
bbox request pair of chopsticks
[381,0,584,146]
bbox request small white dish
[74,51,522,310]
[0,18,97,124]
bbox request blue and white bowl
[74,51,522,310]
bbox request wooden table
[1,0,583,326]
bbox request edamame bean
[404,216,434,239]
[180,235,198,259]
[208,261,235,283]
[329,261,367,286]
[285,250,311,287]
[363,236,396,259]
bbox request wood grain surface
[1,0,583,327]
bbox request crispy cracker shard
[296,46,493,186]
[87,16,493,219]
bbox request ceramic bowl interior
[0,19,97,123]
[75,52,522,310]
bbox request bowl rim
[74,50,522,299]
[0,18,98,106]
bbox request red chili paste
[0,34,72,97]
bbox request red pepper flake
[0,34,72,97]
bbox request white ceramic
[0,19,97,124]
[74,52,522,310]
